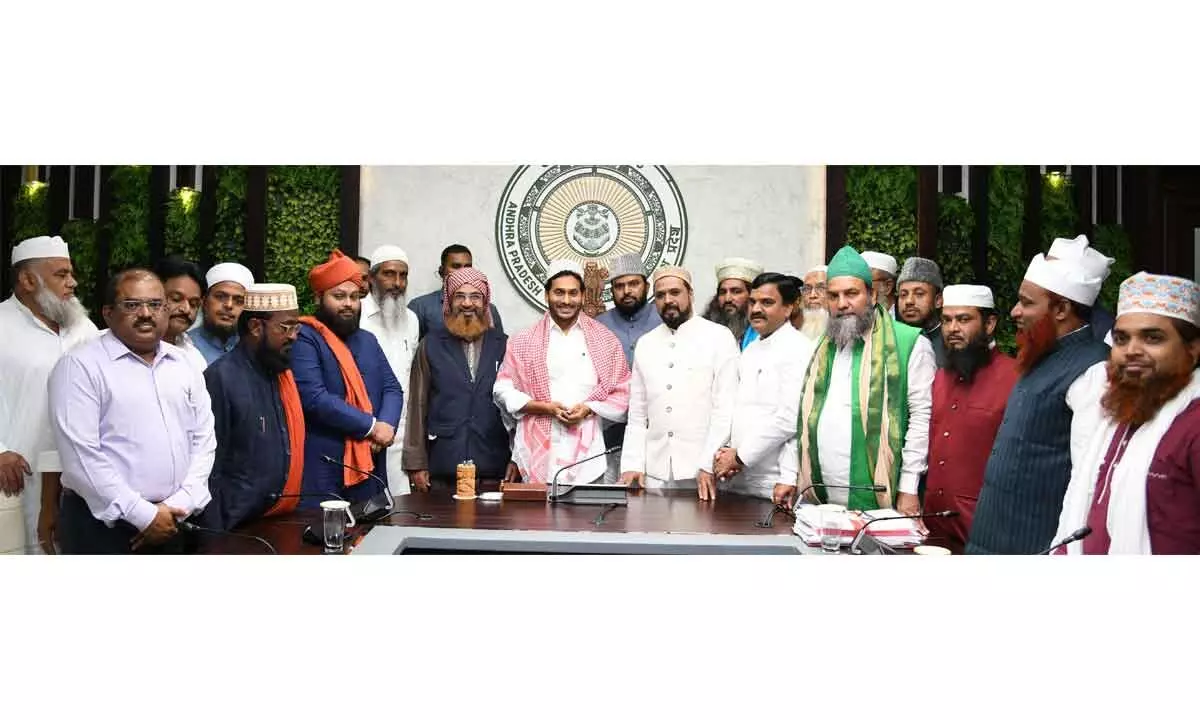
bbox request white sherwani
[620,316,739,489]
[726,322,817,499]
[0,296,99,553]
[360,292,420,495]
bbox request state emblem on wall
[495,165,688,311]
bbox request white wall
[360,165,826,332]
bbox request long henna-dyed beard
[445,312,487,342]
[1015,313,1060,374]
[1102,357,1194,426]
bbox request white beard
[378,292,408,335]
[35,278,89,329]
[800,307,829,342]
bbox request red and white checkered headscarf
[497,312,630,484]
[442,266,492,325]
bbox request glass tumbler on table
[320,500,356,554]
[818,505,844,554]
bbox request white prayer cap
[1116,272,1200,328]
[1046,234,1114,282]
[11,235,70,266]
[205,262,254,292]
[860,251,898,276]
[805,264,828,276]
[544,258,584,287]
[715,257,763,284]
[369,244,409,270]
[607,252,646,281]
[1023,253,1103,306]
[244,283,299,312]
[942,284,995,309]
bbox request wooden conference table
[195,480,817,555]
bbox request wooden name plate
[500,482,548,501]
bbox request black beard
[315,305,359,339]
[203,318,236,341]
[662,306,692,330]
[255,339,292,375]
[616,295,648,319]
[944,333,993,383]
[703,295,749,340]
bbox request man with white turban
[0,236,100,553]
[861,251,898,315]
[359,245,420,494]
[188,261,255,365]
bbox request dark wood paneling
[825,165,847,261]
[1021,166,1043,263]
[175,164,196,189]
[0,166,23,298]
[338,165,360,257]
[73,165,96,220]
[197,165,219,272]
[48,165,70,235]
[1097,165,1118,226]
[245,166,269,281]
[969,166,991,282]
[94,166,116,321]
[941,165,963,195]
[1072,164,1093,238]
[917,165,939,259]
[148,166,170,265]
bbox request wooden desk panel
[196,481,791,554]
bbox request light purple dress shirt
[48,332,216,531]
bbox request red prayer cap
[308,249,364,295]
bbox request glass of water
[320,500,357,554]
[819,506,844,554]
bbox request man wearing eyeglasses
[799,264,829,342]
[403,267,513,490]
[47,268,216,554]
[200,283,306,530]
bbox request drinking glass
[320,500,357,554]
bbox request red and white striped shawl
[497,312,630,484]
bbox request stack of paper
[791,505,924,549]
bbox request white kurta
[0,296,99,553]
[803,332,936,506]
[360,295,420,495]
[620,316,739,488]
[726,323,817,499]
[495,320,623,485]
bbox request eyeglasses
[116,299,166,314]
[452,292,484,304]
[275,321,301,336]
[804,283,827,295]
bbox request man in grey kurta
[595,254,661,480]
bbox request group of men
[2,227,1198,555]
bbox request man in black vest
[402,267,513,491]
[967,244,1113,554]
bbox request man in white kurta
[358,245,419,495]
[494,260,630,486]
[714,273,817,503]
[620,267,739,498]
[0,236,100,554]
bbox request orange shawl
[264,370,306,516]
[299,316,375,487]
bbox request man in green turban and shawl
[787,246,936,518]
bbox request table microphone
[178,521,277,554]
[267,491,345,503]
[321,454,394,522]
[550,445,623,502]
[848,510,958,555]
[1040,526,1093,555]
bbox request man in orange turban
[290,249,405,507]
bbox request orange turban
[308,249,364,294]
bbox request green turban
[827,246,873,288]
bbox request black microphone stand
[550,445,629,506]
